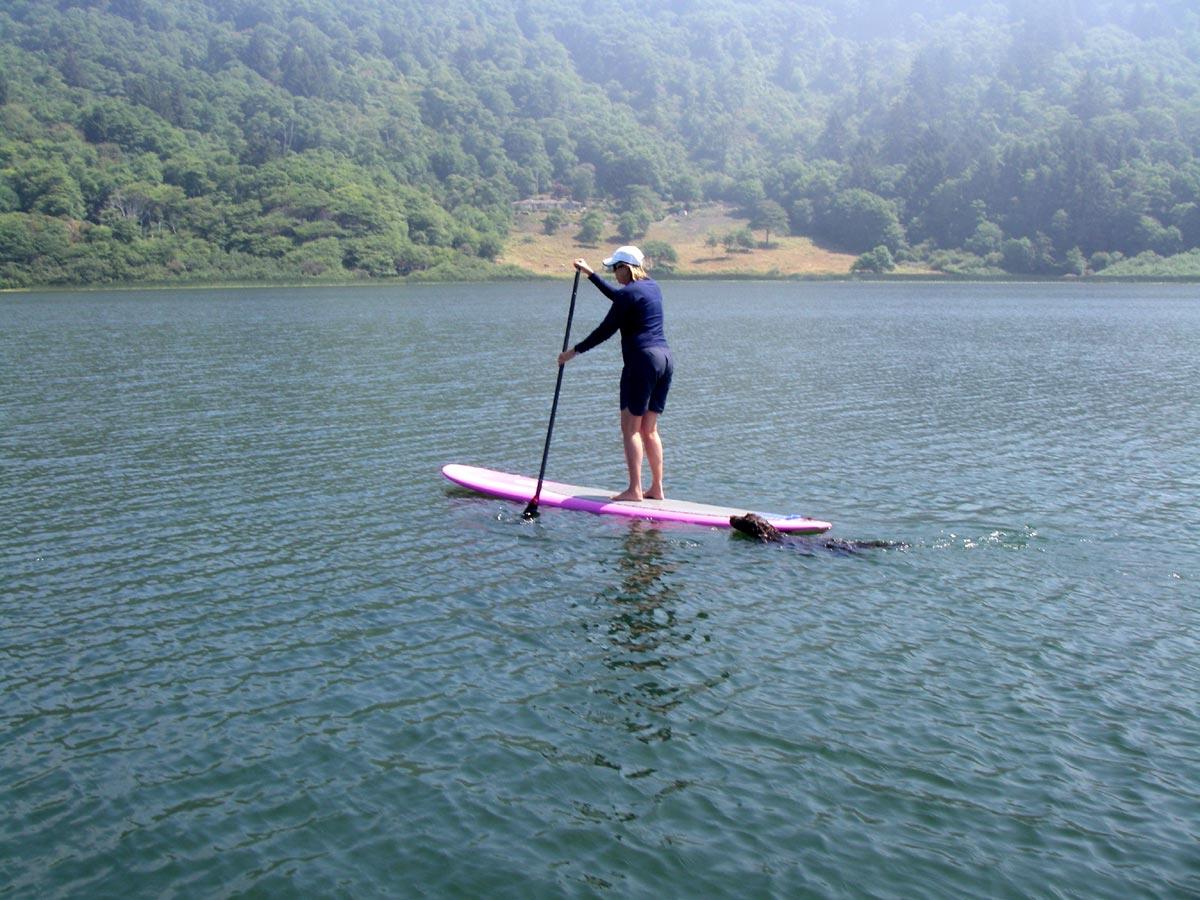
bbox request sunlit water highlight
[2,282,1197,897]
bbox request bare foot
[612,488,643,502]
[644,490,665,500]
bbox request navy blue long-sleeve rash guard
[573,273,669,360]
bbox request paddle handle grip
[558,272,580,353]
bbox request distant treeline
[2,0,1199,286]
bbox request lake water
[1,281,1197,897]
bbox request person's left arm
[572,298,622,354]
[587,271,619,301]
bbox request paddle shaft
[524,269,581,518]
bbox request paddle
[523,269,581,520]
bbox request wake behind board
[442,464,832,534]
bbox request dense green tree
[1173,202,1200,247]
[80,100,175,155]
[567,163,596,203]
[640,239,678,273]
[615,210,648,242]
[817,189,905,254]
[1001,237,1038,274]
[541,209,567,235]
[851,245,896,273]
[575,209,604,245]
[12,159,85,218]
[750,200,789,247]
[723,227,755,253]
[0,213,36,265]
[965,220,1004,256]
[1063,246,1087,276]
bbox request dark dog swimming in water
[729,513,787,542]
[730,513,900,555]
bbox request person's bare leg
[613,409,644,501]
[641,412,664,499]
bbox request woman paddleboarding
[557,245,674,502]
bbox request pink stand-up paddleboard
[442,464,832,534]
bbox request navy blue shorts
[620,347,674,416]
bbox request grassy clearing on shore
[499,202,932,278]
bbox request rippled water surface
[2,282,1197,897]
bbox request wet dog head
[730,512,784,543]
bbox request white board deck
[442,464,832,534]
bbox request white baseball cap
[602,245,644,268]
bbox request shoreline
[5,271,1200,294]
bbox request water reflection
[567,519,719,846]
[593,521,696,745]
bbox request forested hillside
[2,0,1199,286]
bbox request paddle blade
[522,501,540,520]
